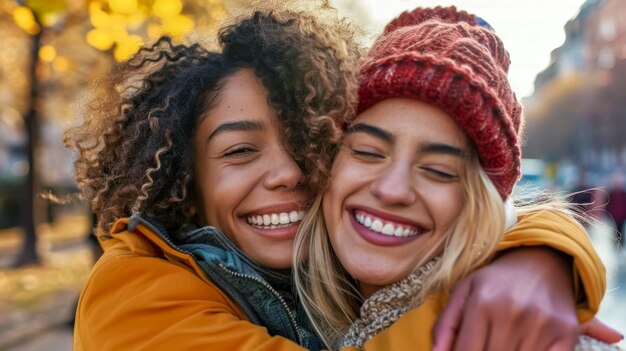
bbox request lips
[349,207,426,246]
[354,209,421,237]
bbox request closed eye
[352,149,385,159]
[222,145,258,158]
[421,167,458,180]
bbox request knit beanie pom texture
[357,6,523,199]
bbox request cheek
[324,157,350,212]
[324,161,363,214]
[196,172,220,225]
[322,183,342,236]
[196,164,244,225]
[328,153,370,195]
[434,186,464,230]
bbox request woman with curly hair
[67,8,358,350]
[293,6,622,351]
[66,5,614,351]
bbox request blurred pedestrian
[607,172,626,249]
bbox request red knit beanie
[357,6,522,200]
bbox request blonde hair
[293,152,508,347]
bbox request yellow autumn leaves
[12,6,40,35]
[12,0,66,35]
[86,0,196,61]
[12,0,226,62]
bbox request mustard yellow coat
[73,211,604,351]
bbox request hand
[433,247,579,351]
[581,318,623,344]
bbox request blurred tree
[525,60,626,169]
[11,1,48,267]
[524,74,588,161]
[2,0,232,267]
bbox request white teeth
[289,211,299,222]
[354,210,421,238]
[382,223,394,235]
[364,216,372,227]
[271,214,279,225]
[371,219,383,232]
[247,210,304,228]
[394,226,404,237]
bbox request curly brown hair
[65,8,360,238]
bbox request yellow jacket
[352,210,605,351]
[74,211,604,350]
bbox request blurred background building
[524,0,626,190]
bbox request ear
[503,199,517,230]
[187,205,197,217]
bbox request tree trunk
[14,29,42,267]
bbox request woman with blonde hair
[294,6,622,351]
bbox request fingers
[452,301,488,351]
[485,319,513,351]
[433,278,473,351]
[581,318,624,344]
[546,333,579,351]
[517,313,578,351]
[435,245,587,351]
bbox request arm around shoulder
[497,209,606,321]
[74,253,307,351]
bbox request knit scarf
[340,256,440,349]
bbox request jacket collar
[120,214,291,285]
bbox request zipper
[217,263,304,345]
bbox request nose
[263,148,304,190]
[369,160,416,206]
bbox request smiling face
[323,98,469,297]
[194,68,306,269]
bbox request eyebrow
[419,143,466,157]
[346,123,394,143]
[207,120,264,142]
[347,123,465,157]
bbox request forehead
[216,69,272,115]
[353,98,468,146]
[199,68,278,130]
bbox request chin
[261,259,292,270]
[352,258,415,285]
[254,254,293,270]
